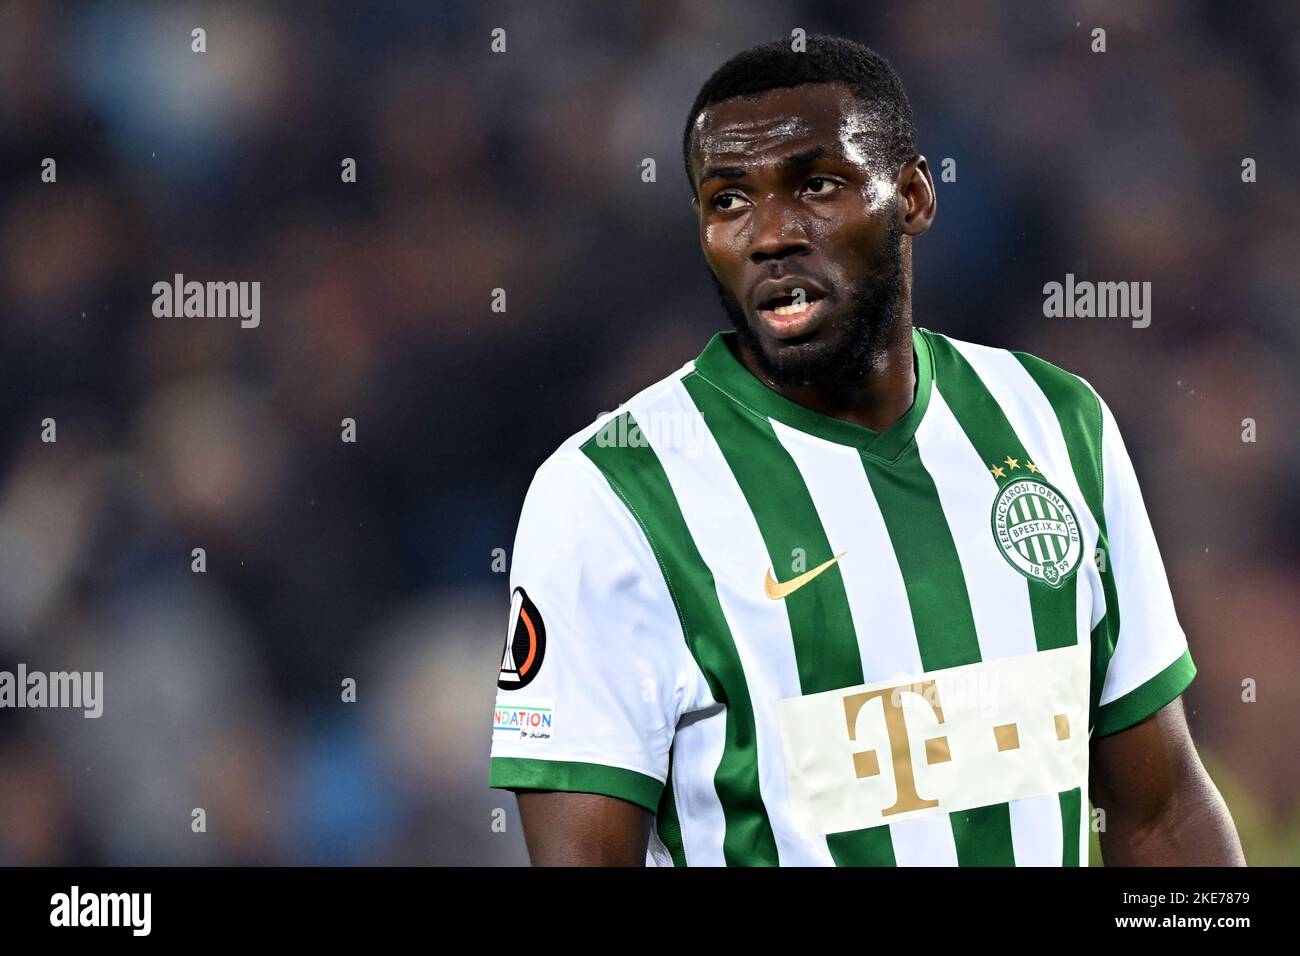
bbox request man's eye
[711,192,747,211]
[804,177,839,195]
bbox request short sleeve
[1091,394,1196,737]
[488,453,694,813]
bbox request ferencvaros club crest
[989,460,1082,589]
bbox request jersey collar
[691,325,934,462]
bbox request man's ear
[897,155,937,238]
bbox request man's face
[690,82,904,387]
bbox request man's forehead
[691,82,879,167]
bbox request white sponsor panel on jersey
[777,643,1089,837]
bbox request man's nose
[748,200,810,263]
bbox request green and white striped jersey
[489,326,1195,866]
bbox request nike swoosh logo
[763,551,847,600]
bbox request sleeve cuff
[489,757,663,814]
[1093,647,1196,738]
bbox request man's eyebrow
[697,144,837,190]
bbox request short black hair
[682,34,917,195]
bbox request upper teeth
[773,300,812,316]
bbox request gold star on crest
[1026,461,1040,474]
[1003,456,1020,470]
[989,464,1005,479]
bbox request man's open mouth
[760,292,822,316]
[756,290,828,339]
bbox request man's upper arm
[516,791,652,866]
[488,453,695,859]
[1090,696,1197,828]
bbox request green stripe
[1012,350,1117,733]
[927,335,1084,866]
[582,415,779,866]
[489,757,662,814]
[862,441,1014,863]
[860,444,983,672]
[682,373,893,866]
[950,804,1016,866]
[827,821,896,867]
[1059,786,1082,866]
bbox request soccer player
[488,35,1245,866]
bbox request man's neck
[732,318,918,434]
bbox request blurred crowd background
[0,0,1296,865]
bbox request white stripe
[1010,793,1065,866]
[771,420,957,866]
[889,815,960,866]
[644,380,833,865]
[916,387,1038,662]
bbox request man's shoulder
[527,356,699,497]
[920,326,1103,418]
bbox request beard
[709,217,903,390]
